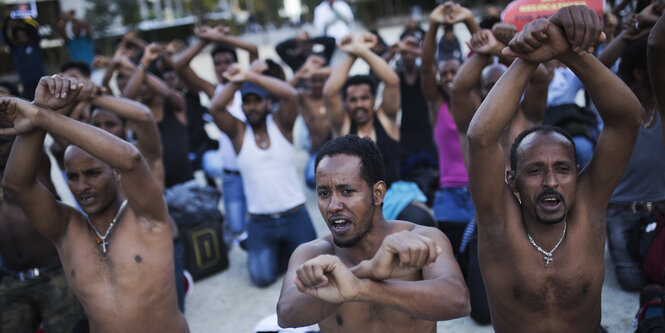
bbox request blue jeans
[202,150,223,179]
[173,239,185,313]
[433,186,475,223]
[247,206,316,287]
[222,172,248,235]
[433,187,490,325]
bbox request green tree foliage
[116,0,142,25]
[84,0,141,33]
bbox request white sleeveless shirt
[236,114,305,214]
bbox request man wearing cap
[209,62,317,287]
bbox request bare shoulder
[391,220,447,241]
[292,236,336,260]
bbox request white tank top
[237,115,306,214]
[214,85,245,171]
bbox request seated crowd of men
[1,1,665,332]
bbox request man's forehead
[440,60,460,71]
[317,154,362,178]
[517,131,575,163]
[346,84,372,95]
[64,146,106,169]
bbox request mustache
[352,107,370,115]
[536,188,564,203]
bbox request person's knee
[248,250,279,287]
[616,266,647,291]
[249,269,279,287]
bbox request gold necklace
[86,200,128,254]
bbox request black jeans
[606,206,660,291]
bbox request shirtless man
[0,133,85,331]
[292,55,333,188]
[293,55,333,153]
[466,6,642,332]
[1,75,188,332]
[277,135,469,332]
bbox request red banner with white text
[501,0,605,31]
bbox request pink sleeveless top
[434,102,469,187]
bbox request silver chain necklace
[86,200,128,254]
[527,222,567,268]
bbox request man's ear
[506,169,522,204]
[506,169,518,193]
[373,181,386,205]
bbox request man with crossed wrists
[468,5,642,332]
[277,135,469,332]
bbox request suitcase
[181,219,229,281]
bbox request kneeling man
[1,76,188,332]
[277,135,469,332]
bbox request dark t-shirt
[159,101,194,188]
[350,115,400,187]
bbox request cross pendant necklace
[527,222,566,268]
[86,200,128,254]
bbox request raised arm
[467,58,538,221]
[196,25,259,62]
[421,10,446,122]
[506,6,640,206]
[521,63,553,124]
[1,95,167,224]
[173,31,217,98]
[354,33,401,120]
[450,51,489,135]
[648,13,665,145]
[322,35,356,137]
[562,52,641,205]
[143,44,186,110]
[92,94,161,156]
[227,62,299,131]
[2,128,70,243]
[209,73,244,146]
[435,2,480,35]
[312,36,337,63]
[275,36,301,70]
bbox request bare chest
[319,302,434,333]
[60,217,174,312]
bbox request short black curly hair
[342,75,377,100]
[315,135,385,187]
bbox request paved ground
[180,23,640,333]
